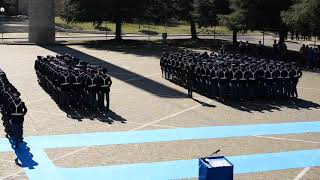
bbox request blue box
[199,156,234,180]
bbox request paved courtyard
[0,44,319,179]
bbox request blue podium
[199,156,233,180]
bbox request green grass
[55,17,98,31]
[55,17,260,35]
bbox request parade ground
[0,44,320,179]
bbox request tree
[174,0,199,39]
[220,0,293,44]
[246,0,292,43]
[195,0,230,38]
[195,0,218,28]
[0,0,18,15]
[142,0,176,27]
[63,0,146,40]
[219,0,247,45]
[145,0,200,39]
[282,0,320,37]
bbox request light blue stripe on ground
[0,139,11,152]
[23,149,65,180]
[1,121,320,152]
[57,149,320,180]
[15,121,320,149]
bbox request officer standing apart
[187,62,194,98]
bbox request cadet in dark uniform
[58,71,71,109]
[7,96,27,147]
[200,65,207,95]
[292,67,302,98]
[34,54,112,111]
[265,68,274,99]
[97,70,112,111]
[230,68,240,100]
[160,50,302,102]
[272,67,282,98]
[86,71,98,109]
[210,67,219,98]
[70,68,83,108]
[218,68,228,101]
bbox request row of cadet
[35,54,112,111]
[0,69,27,148]
[160,50,303,101]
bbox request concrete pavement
[0,44,319,179]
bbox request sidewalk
[1,32,316,52]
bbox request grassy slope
[55,17,260,35]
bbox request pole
[148,24,151,41]
[106,22,108,40]
[165,21,167,34]
[1,14,3,43]
[262,30,265,46]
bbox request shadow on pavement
[66,108,127,124]
[40,44,187,99]
[222,98,320,113]
[82,39,226,57]
[11,141,38,169]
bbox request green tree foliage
[282,0,320,36]
[195,0,230,28]
[0,0,18,15]
[174,0,199,39]
[195,0,217,28]
[218,0,247,45]
[144,0,200,39]
[142,0,176,25]
[63,0,146,40]
[220,0,292,44]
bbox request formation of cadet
[35,54,112,111]
[0,69,27,148]
[160,50,302,101]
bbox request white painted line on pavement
[298,87,320,91]
[128,121,180,129]
[293,167,311,180]
[130,99,214,131]
[253,135,320,144]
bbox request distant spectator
[279,42,288,60]
[257,41,264,56]
[300,44,307,66]
[313,48,320,69]
[300,44,306,54]
[273,40,279,57]
[239,41,245,54]
[306,46,314,68]
[220,44,226,55]
[245,41,250,54]
[296,32,299,40]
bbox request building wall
[29,0,55,44]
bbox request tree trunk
[115,20,122,40]
[233,30,237,46]
[190,20,198,40]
